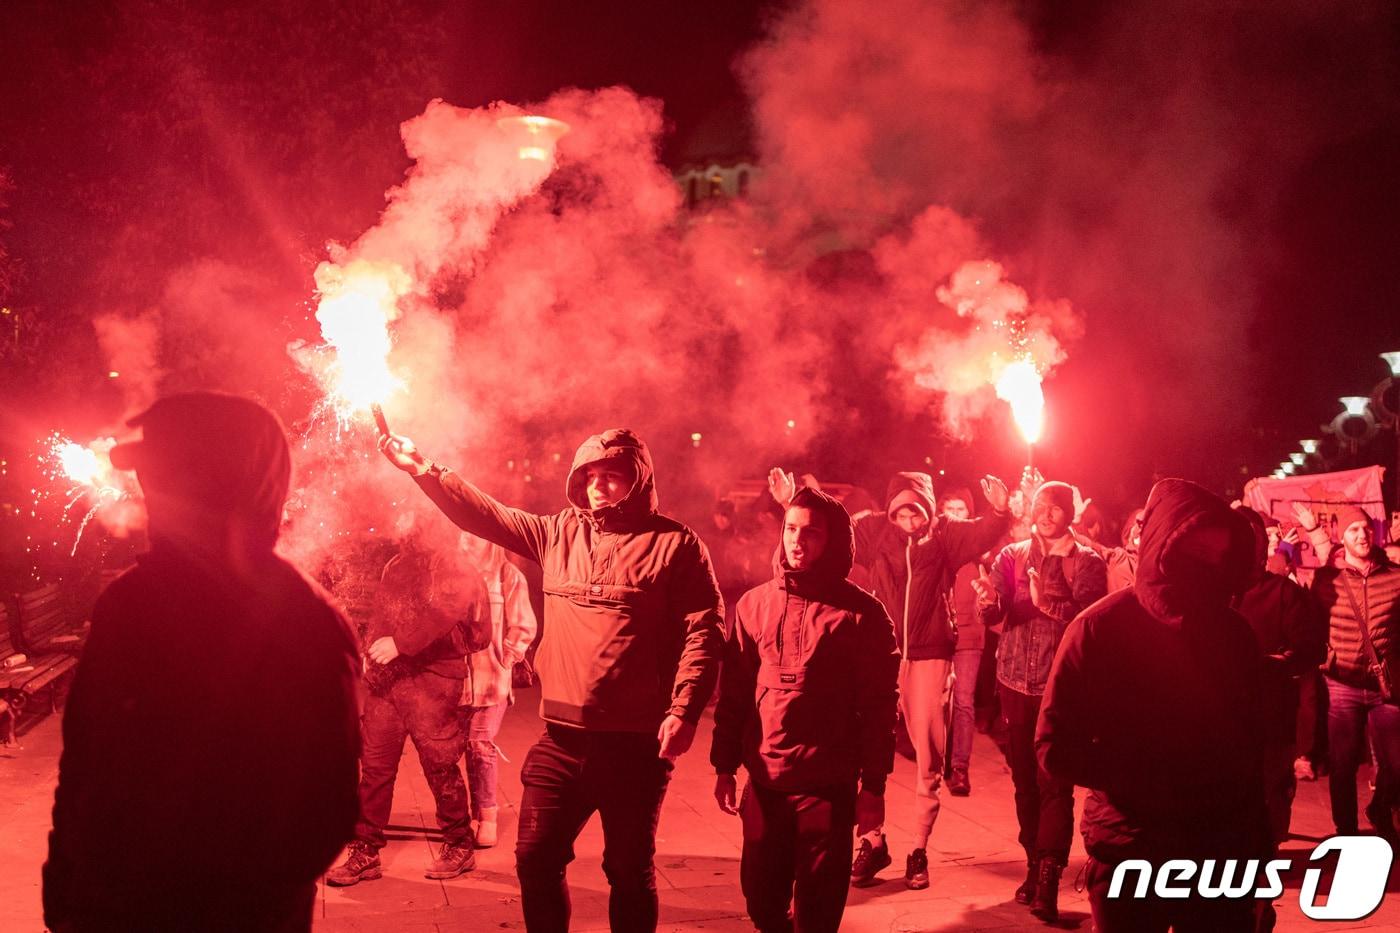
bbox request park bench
[0,585,85,742]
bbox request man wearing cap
[769,468,1010,889]
[380,427,723,933]
[44,392,361,932]
[1307,504,1400,843]
[974,479,1107,923]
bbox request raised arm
[378,433,551,563]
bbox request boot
[1013,859,1037,905]
[425,840,476,879]
[1029,856,1063,922]
[326,841,381,887]
[476,806,499,848]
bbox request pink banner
[1244,466,1388,567]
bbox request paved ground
[4,687,1400,931]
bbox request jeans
[950,647,982,771]
[460,702,509,816]
[355,672,470,849]
[1000,683,1074,863]
[515,724,673,933]
[1324,676,1400,833]
[739,781,856,933]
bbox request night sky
[2,0,1399,520]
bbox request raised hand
[768,467,797,507]
[971,565,996,606]
[377,433,430,477]
[981,474,1010,513]
[1291,501,1319,531]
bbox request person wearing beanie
[44,392,361,932]
[973,479,1107,923]
[1307,503,1400,843]
[769,467,1010,890]
[710,487,899,932]
[381,427,723,933]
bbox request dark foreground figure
[711,487,900,932]
[381,427,724,933]
[44,392,361,933]
[1038,478,1270,933]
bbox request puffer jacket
[982,534,1107,696]
[412,429,724,734]
[1313,551,1400,691]
[853,472,1009,661]
[1036,478,1270,863]
[711,487,900,794]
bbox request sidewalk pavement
[3,686,1399,931]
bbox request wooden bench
[0,601,19,744]
[17,583,85,655]
[0,586,84,741]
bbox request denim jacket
[982,535,1107,695]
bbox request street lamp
[1300,439,1319,455]
[1280,461,1296,476]
[1340,396,1370,417]
[1289,452,1306,467]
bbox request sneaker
[905,848,930,890]
[326,841,382,887]
[947,767,971,797]
[425,841,476,879]
[851,835,892,887]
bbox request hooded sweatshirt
[412,429,724,733]
[46,393,360,928]
[1036,479,1270,863]
[853,472,1010,660]
[711,488,900,794]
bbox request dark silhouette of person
[43,392,361,932]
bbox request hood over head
[885,472,936,523]
[110,391,291,554]
[565,428,656,525]
[1233,504,1269,577]
[1134,478,1254,624]
[783,486,855,581]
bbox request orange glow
[56,442,103,486]
[995,359,1045,445]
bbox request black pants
[1085,856,1255,932]
[740,780,856,933]
[355,672,471,849]
[515,724,673,933]
[1000,683,1074,863]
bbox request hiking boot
[851,835,892,886]
[904,847,930,890]
[947,767,971,797]
[1029,857,1063,922]
[1013,860,1037,904]
[475,806,498,848]
[326,841,381,887]
[424,841,476,879]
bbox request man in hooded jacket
[1037,478,1270,933]
[380,427,723,933]
[44,393,361,933]
[770,468,1009,888]
[710,487,900,932]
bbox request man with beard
[710,487,899,932]
[1037,479,1270,933]
[973,480,1107,922]
[1307,505,1400,843]
[380,428,723,933]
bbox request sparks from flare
[308,259,411,427]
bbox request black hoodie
[711,488,901,795]
[1036,478,1270,862]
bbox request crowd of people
[38,390,1400,933]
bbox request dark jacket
[1036,478,1270,864]
[853,472,1009,660]
[364,543,488,693]
[44,548,361,928]
[1312,551,1400,691]
[413,429,724,733]
[711,488,900,794]
[982,534,1108,696]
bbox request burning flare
[995,359,1045,445]
[309,259,411,417]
